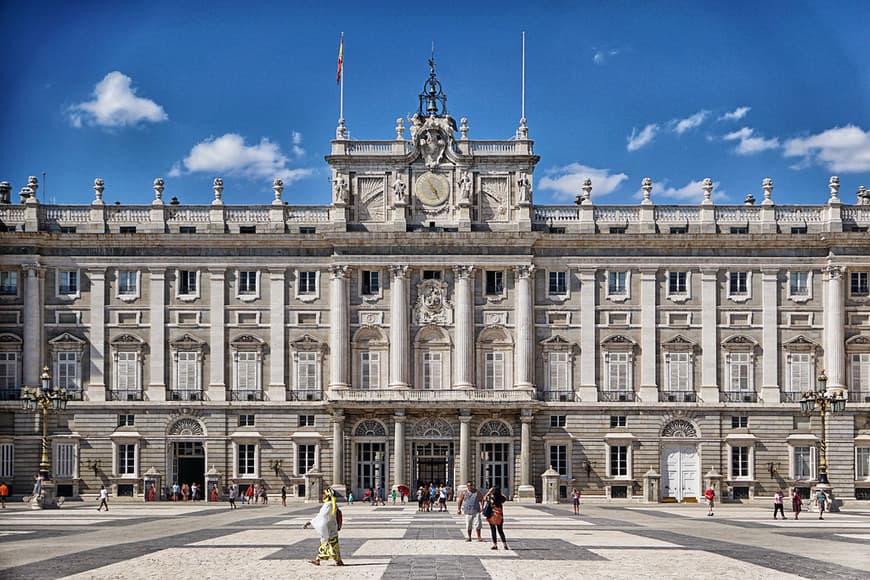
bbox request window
[669,226,688,234]
[118,444,136,475]
[297,444,316,475]
[857,447,870,481]
[422,352,442,390]
[179,226,197,234]
[793,446,815,481]
[851,272,869,296]
[609,226,626,234]
[608,271,627,295]
[668,271,688,295]
[484,352,505,390]
[118,270,138,295]
[609,445,628,478]
[58,270,78,295]
[237,444,256,476]
[422,270,442,280]
[610,416,626,428]
[546,352,569,392]
[299,226,316,234]
[234,351,259,392]
[0,271,18,295]
[0,352,19,390]
[298,271,317,294]
[176,352,200,391]
[728,352,751,391]
[296,352,318,390]
[731,416,748,429]
[115,352,139,391]
[789,272,809,298]
[550,415,566,428]
[548,271,567,296]
[299,415,315,427]
[485,271,504,295]
[55,351,80,392]
[550,445,568,477]
[787,353,812,392]
[238,414,255,427]
[178,270,197,295]
[54,443,76,479]
[238,271,257,295]
[0,443,12,479]
[730,227,749,234]
[362,270,380,295]
[664,352,690,392]
[730,446,750,479]
[729,272,748,296]
[239,225,256,234]
[119,226,137,234]
[360,352,380,389]
[605,352,630,391]
[852,353,870,392]
[118,414,134,427]
[790,226,807,234]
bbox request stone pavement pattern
[0,501,868,579]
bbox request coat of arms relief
[413,279,453,325]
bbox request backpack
[336,507,343,531]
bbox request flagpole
[521,31,525,121]
[339,32,345,122]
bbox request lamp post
[480,450,491,490]
[374,451,384,505]
[799,370,847,511]
[20,367,69,509]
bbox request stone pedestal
[705,468,724,501]
[540,467,560,504]
[642,467,661,503]
[305,469,326,503]
[30,481,61,509]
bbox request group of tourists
[705,486,833,520]
[225,482,280,508]
[164,482,201,502]
[456,481,509,550]
[415,483,451,512]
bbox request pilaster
[516,410,536,502]
[331,411,346,496]
[389,265,410,389]
[823,263,846,390]
[452,266,474,389]
[207,268,226,402]
[393,413,406,490]
[578,269,598,401]
[700,269,719,403]
[458,412,471,486]
[86,268,107,401]
[639,269,658,402]
[760,269,780,402]
[513,265,535,390]
[22,264,44,386]
[328,266,350,389]
[268,269,287,401]
[147,268,166,401]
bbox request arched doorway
[166,417,206,499]
[410,418,455,488]
[352,419,388,499]
[660,419,700,502]
[478,420,512,497]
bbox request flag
[336,33,344,84]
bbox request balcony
[600,391,635,402]
[721,391,757,403]
[848,391,870,403]
[781,391,804,403]
[540,390,577,402]
[170,389,204,401]
[289,390,323,401]
[109,389,143,401]
[327,388,535,403]
[230,390,264,402]
[659,391,697,403]
[0,388,21,401]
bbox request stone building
[0,64,869,504]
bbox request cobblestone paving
[0,501,868,579]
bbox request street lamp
[20,367,69,480]
[480,450,491,490]
[799,370,847,486]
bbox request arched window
[661,419,698,438]
[354,420,387,437]
[479,420,511,437]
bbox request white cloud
[643,178,726,203]
[671,110,709,134]
[719,106,751,122]
[172,133,314,181]
[290,130,305,157]
[68,71,167,128]
[783,125,870,172]
[593,48,620,66]
[538,163,628,201]
[626,124,658,152]
[723,127,780,155]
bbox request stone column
[453,266,475,389]
[393,412,406,490]
[331,411,346,496]
[208,268,226,402]
[22,264,43,386]
[700,269,719,403]
[639,269,658,402]
[389,265,410,389]
[86,268,107,401]
[578,269,598,401]
[517,410,536,501]
[513,265,535,390]
[824,264,846,390]
[148,268,167,401]
[328,266,350,389]
[761,269,781,402]
[458,412,472,485]
[268,269,286,401]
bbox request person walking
[348,491,354,505]
[457,481,484,542]
[391,488,397,505]
[773,490,786,520]
[815,488,828,520]
[97,485,109,511]
[483,486,509,550]
[281,485,287,507]
[792,489,803,520]
[228,485,237,509]
[246,484,255,505]
[0,481,8,508]
[303,487,344,566]
[571,488,581,515]
[438,485,449,512]
[704,487,715,516]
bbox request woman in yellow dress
[303,487,344,566]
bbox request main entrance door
[414,442,453,488]
[172,442,205,496]
[661,446,699,501]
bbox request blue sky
[1,0,869,207]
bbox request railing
[169,389,204,401]
[109,389,143,401]
[721,391,757,403]
[229,390,264,401]
[226,208,271,223]
[781,391,804,403]
[540,391,577,402]
[775,206,824,223]
[107,207,151,223]
[534,207,578,223]
[715,207,761,223]
[600,391,635,402]
[327,388,535,402]
[286,207,330,223]
[842,206,870,223]
[470,141,521,153]
[166,207,210,223]
[659,391,697,403]
[0,388,21,401]
[0,207,25,221]
[848,391,870,403]
[42,206,91,223]
[289,390,323,401]
[595,207,640,223]
[654,206,701,222]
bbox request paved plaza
[0,500,868,579]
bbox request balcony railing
[229,390,264,401]
[327,388,535,403]
[659,391,697,403]
[781,391,804,403]
[721,391,757,403]
[540,390,577,402]
[600,391,635,402]
[848,391,870,403]
[109,389,143,401]
[289,390,323,401]
[170,389,204,401]
[0,388,21,401]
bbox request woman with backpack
[303,487,344,566]
[483,486,509,551]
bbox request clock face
[415,172,450,206]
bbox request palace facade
[1,66,869,504]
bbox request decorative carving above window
[661,419,698,438]
[411,417,454,439]
[168,417,205,436]
[479,420,511,437]
[354,420,387,437]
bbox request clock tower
[325,57,540,232]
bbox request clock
[415,172,450,206]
